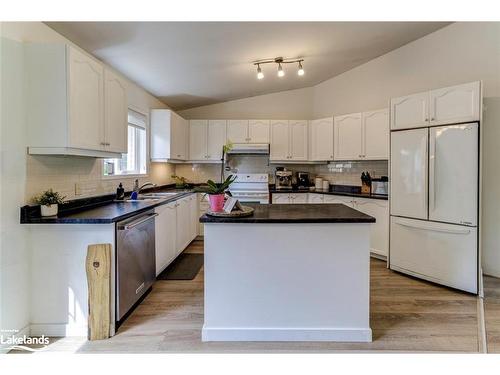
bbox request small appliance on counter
[371,176,388,196]
[314,177,323,191]
[275,168,293,190]
[296,172,310,190]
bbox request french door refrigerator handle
[423,129,429,218]
[396,220,471,235]
[429,128,436,213]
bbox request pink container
[208,194,225,212]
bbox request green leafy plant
[171,174,188,188]
[195,175,237,195]
[33,189,66,206]
[223,141,233,154]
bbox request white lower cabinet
[308,193,324,203]
[323,195,355,207]
[270,193,388,257]
[353,198,389,257]
[289,193,308,204]
[198,194,209,236]
[271,193,292,204]
[155,194,198,276]
[155,202,178,276]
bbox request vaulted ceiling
[47,22,450,110]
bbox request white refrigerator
[390,123,479,293]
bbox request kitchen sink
[140,192,183,198]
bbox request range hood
[227,143,269,155]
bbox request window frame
[102,107,150,180]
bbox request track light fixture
[253,57,305,80]
[298,61,304,76]
[256,64,264,80]
[277,62,285,77]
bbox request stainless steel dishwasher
[116,210,157,322]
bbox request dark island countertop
[200,203,375,224]
[21,189,195,224]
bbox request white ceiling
[47,22,450,110]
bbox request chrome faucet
[133,179,156,194]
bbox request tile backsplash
[24,155,387,204]
[25,155,175,203]
[174,156,388,186]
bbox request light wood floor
[484,275,500,353]
[14,240,483,353]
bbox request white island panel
[203,222,372,342]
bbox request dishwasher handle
[118,213,158,230]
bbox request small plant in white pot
[33,189,66,217]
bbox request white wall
[179,86,313,119]
[0,22,175,344]
[312,22,500,117]
[0,34,31,350]
[178,22,500,277]
[482,97,500,277]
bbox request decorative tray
[206,206,254,217]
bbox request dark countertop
[21,189,195,224]
[269,186,388,201]
[200,203,375,224]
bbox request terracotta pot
[41,204,58,217]
[208,194,225,212]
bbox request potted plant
[171,175,189,189]
[33,189,66,217]
[195,175,236,212]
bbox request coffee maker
[296,172,310,190]
[275,167,293,190]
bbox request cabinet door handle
[431,117,435,121]
[425,118,429,122]
[100,142,106,146]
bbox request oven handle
[118,213,158,230]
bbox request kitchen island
[200,203,375,342]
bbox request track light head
[277,63,285,77]
[256,64,264,80]
[298,61,304,76]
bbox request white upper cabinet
[334,113,363,160]
[270,120,308,161]
[289,120,308,161]
[430,81,480,126]
[390,91,429,130]
[391,81,481,130]
[270,120,290,160]
[151,109,188,161]
[227,119,269,144]
[189,119,226,161]
[227,120,249,143]
[103,68,128,153]
[26,44,125,158]
[334,110,389,161]
[363,109,389,160]
[189,120,208,160]
[248,120,270,143]
[68,46,104,151]
[207,120,227,160]
[309,117,334,161]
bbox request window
[103,109,148,177]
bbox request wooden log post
[86,243,112,340]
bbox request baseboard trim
[202,326,372,342]
[30,323,87,337]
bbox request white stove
[229,173,269,204]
